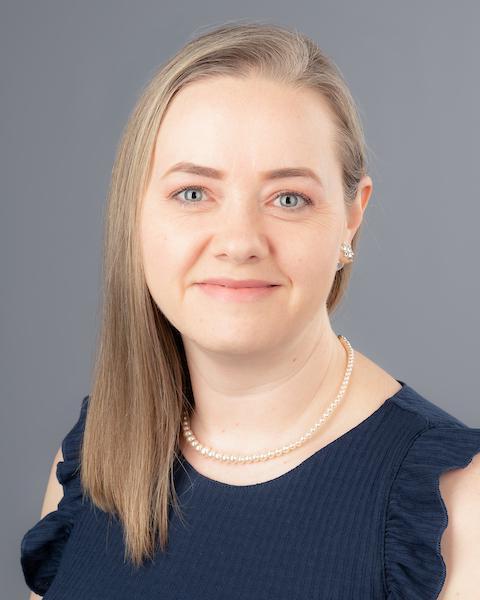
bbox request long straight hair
[81,19,371,568]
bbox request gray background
[2,1,479,597]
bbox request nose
[210,198,270,263]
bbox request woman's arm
[39,446,65,518]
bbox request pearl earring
[336,241,354,271]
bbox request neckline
[176,379,410,491]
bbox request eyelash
[168,185,314,211]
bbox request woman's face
[140,75,369,355]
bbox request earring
[336,241,354,271]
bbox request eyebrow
[161,161,324,187]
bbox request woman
[20,21,480,599]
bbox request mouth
[197,278,281,288]
[195,282,280,302]
[203,283,278,288]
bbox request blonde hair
[81,19,371,568]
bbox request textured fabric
[20,381,480,599]
[385,426,480,599]
[20,396,89,596]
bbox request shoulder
[382,382,480,599]
[388,380,471,429]
[353,350,470,430]
[20,394,90,596]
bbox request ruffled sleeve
[20,395,90,596]
[384,424,480,599]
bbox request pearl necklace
[180,334,354,465]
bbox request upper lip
[197,278,280,288]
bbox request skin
[139,74,396,485]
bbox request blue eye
[170,186,207,205]
[273,192,313,210]
[169,186,313,210]
[175,187,205,203]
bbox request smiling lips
[195,278,280,301]
[198,277,280,288]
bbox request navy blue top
[21,380,480,599]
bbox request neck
[180,319,351,456]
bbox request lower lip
[195,283,280,302]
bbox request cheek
[140,215,188,306]
[140,225,194,333]
[280,226,340,292]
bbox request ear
[345,175,373,242]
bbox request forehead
[154,76,338,178]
